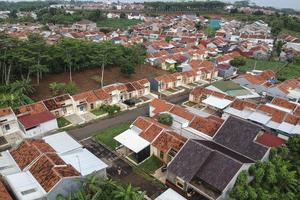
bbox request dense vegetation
[56,175,145,200]
[144,1,226,13]
[0,33,146,108]
[158,113,173,126]
[225,12,300,38]
[229,135,300,200]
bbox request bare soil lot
[31,65,169,101]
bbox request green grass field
[239,58,285,73]
[57,117,71,128]
[93,122,131,150]
[91,107,107,116]
[136,156,163,174]
[97,19,142,29]
[239,58,300,81]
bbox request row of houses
[188,87,300,137]
[233,70,300,102]
[0,132,107,200]
[112,98,285,200]
[0,79,153,149]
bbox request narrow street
[68,91,189,141]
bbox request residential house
[150,73,182,93]
[2,132,107,200]
[223,98,300,137]
[233,70,276,94]
[216,64,237,79]
[0,108,23,148]
[167,139,253,200]
[72,20,97,32]
[72,90,100,114]
[43,94,74,117]
[14,102,58,138]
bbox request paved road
[69,105,149,140]
[69,92,189,141]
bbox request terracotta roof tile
[132,117,152,130]
[189,116,223,137]
[14,102,47,116]
[0,181,13,200]
[29,154,80,192]
[284,114,299,125]
[150,99,173,114]
[93,89,111,101]
[152,131,186,153]
[257,105,286,123]
[140,124,163,142]
[170,106,194,121]
[231,99,257,111]
[10,139,55,170]
[0,107,13,117]
[72,90,99,103]
[271,97,297,110]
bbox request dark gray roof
[196,151,242,192]
[167,140,243,192]
[197,140,253,163]
[213,116,268,161]
[167,140,212,182]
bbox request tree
[165,36,173,43]
[158,113,173,126]
[230,56,246,67]
[204,27,216,38]
[195,22,202,31]
[229,135,300,200]
[120,12,126,19]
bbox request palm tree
[113,184,145,200]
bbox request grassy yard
[93,122,131,150]
[239,58,285,73]
[97,19,142,29]
[136,156,163,174]
[57,117,71,128]
[91,107,107,116]
[277,63,300,81]
[238,58,300,81]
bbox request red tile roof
[257,105,286,123]
[0,181,13,200]
[189,116,223,137]
[29,154,80,192]
[93,89,111,101]
[72,90,99,103]
[0,107,13,117]
[18,111,56,129]
[170,105,194,121]
[140,124,163,142]
[231,99,257,111]
[152,131,186,153]
[14,102,48,116]
[256,132,286,148]
[133,117,152,130]
[150,99,174,114]
[271,97,298,110]
[10,139,55,170]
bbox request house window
[55,111,59,117]
[160,151,164,159]
[21,188,37,195]
[90,103,94,110]
[4,124,10,131]
[176,177,185,189]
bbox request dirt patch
[31,65,169,101]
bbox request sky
[5,0,300,10]
[224,0,300,10]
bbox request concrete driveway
[81,112,97,122]
[65,114,85,125]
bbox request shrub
[158,113,173,126]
